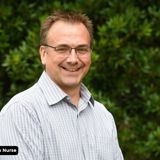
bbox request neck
[61,85,81,107]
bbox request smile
[61,66,81,72]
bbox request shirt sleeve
[111,116,124,160]
[0,102,44,160]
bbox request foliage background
[0,0,160,159]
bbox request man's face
[39,21,91,91]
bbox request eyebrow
[55,44,90,47]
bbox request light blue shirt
[0,71,123,160]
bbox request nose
[66,49,79,64]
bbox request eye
[76,47,90,54]
[55,46,69,53]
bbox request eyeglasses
[42,44,92,57]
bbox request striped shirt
[0,71,124,160]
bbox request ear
[39,46,47,65]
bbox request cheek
[82,58,91,74]
[45,54,58,65]
[44,56,55,72]
[84,57,91,67]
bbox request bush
[0,0,160,159]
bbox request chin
[63,80,81,88]
[67,82,80,88]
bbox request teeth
[68,68,78,72]
[63,67,79,72]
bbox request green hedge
[0,0,160,159]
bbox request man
[0,10,124,160]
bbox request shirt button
[77,113,80,118]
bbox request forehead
[46,21,90,44]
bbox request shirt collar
[37,71,94,107]
[80,84,94,107]
[37,71,67,106]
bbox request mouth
[61,66,81,72]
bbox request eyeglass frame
[41,44,92,57]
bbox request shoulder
[0,83,40,118]
[93,100,115,122]
[94,100,112,115]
